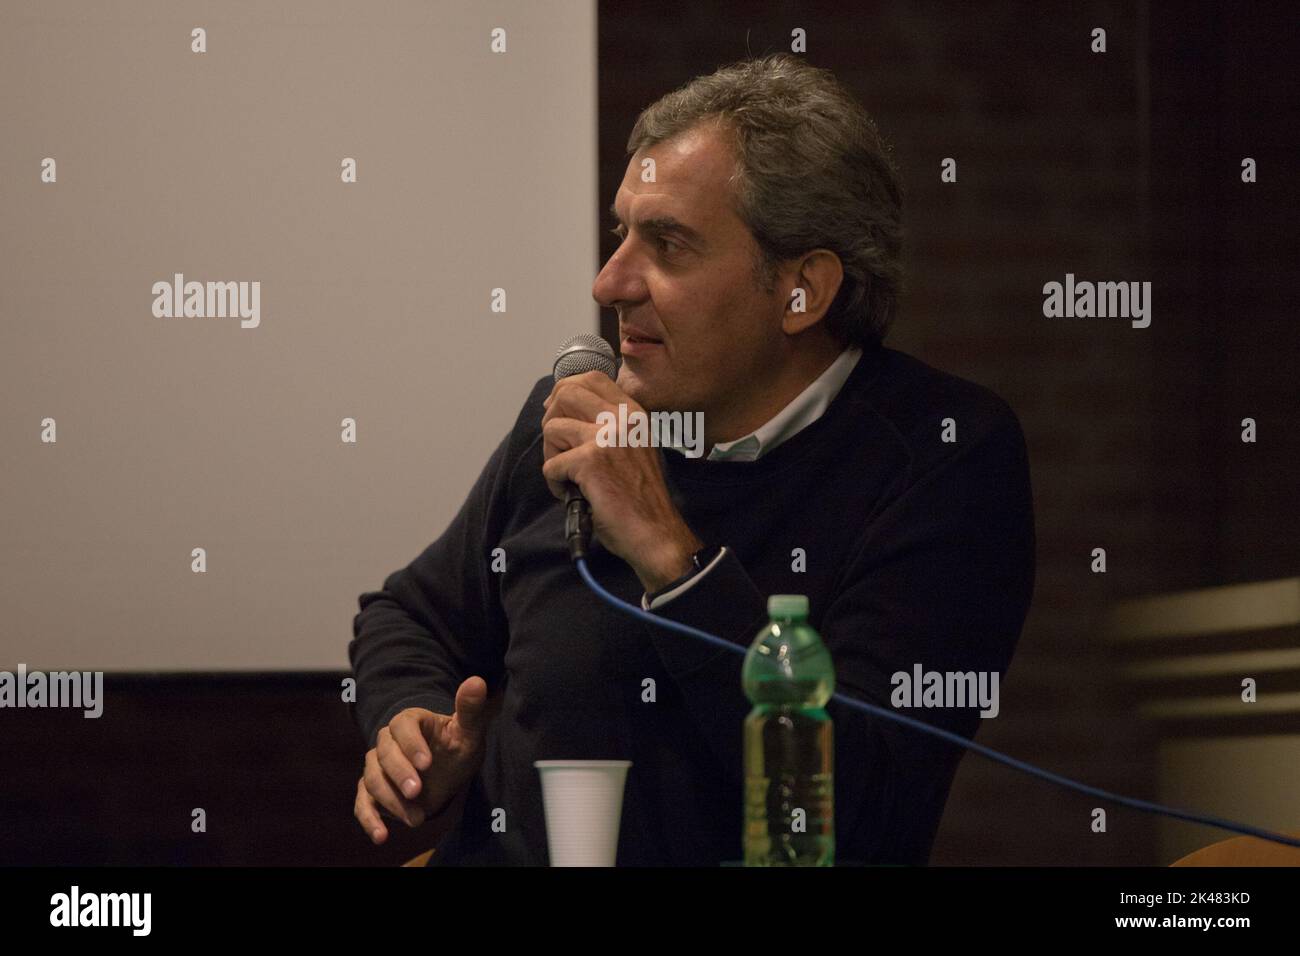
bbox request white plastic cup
[533,759,632,866]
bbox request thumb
[453,676,491,739]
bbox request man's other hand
[354,675,499,845]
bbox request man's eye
[608,228,681,255]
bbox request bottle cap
[767,594,809,618]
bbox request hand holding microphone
[542,334,703,591]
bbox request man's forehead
[612,125,737,230]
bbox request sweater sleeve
[347,425,517,750]
[641,402,1036,863]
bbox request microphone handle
[563,482,593,561]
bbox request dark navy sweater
[348,345,1036,865]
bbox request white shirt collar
[665,345,863,462]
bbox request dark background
[4,0,1296,866]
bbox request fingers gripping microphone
[552,334,619,561]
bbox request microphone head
[553,333,618,382]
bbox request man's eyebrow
[608,202,707,247]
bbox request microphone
[552,333,619,560]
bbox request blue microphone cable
[575,557,1300,851]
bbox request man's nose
[591,245,645,309]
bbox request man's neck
[702,337,848,449]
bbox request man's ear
[780,249,844,335]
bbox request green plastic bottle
[742,594,835,866]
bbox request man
[348,53,1035,865]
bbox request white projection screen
[0,0,599,670]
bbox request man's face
[593,121,785,420]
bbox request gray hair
[626,53,905,350]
